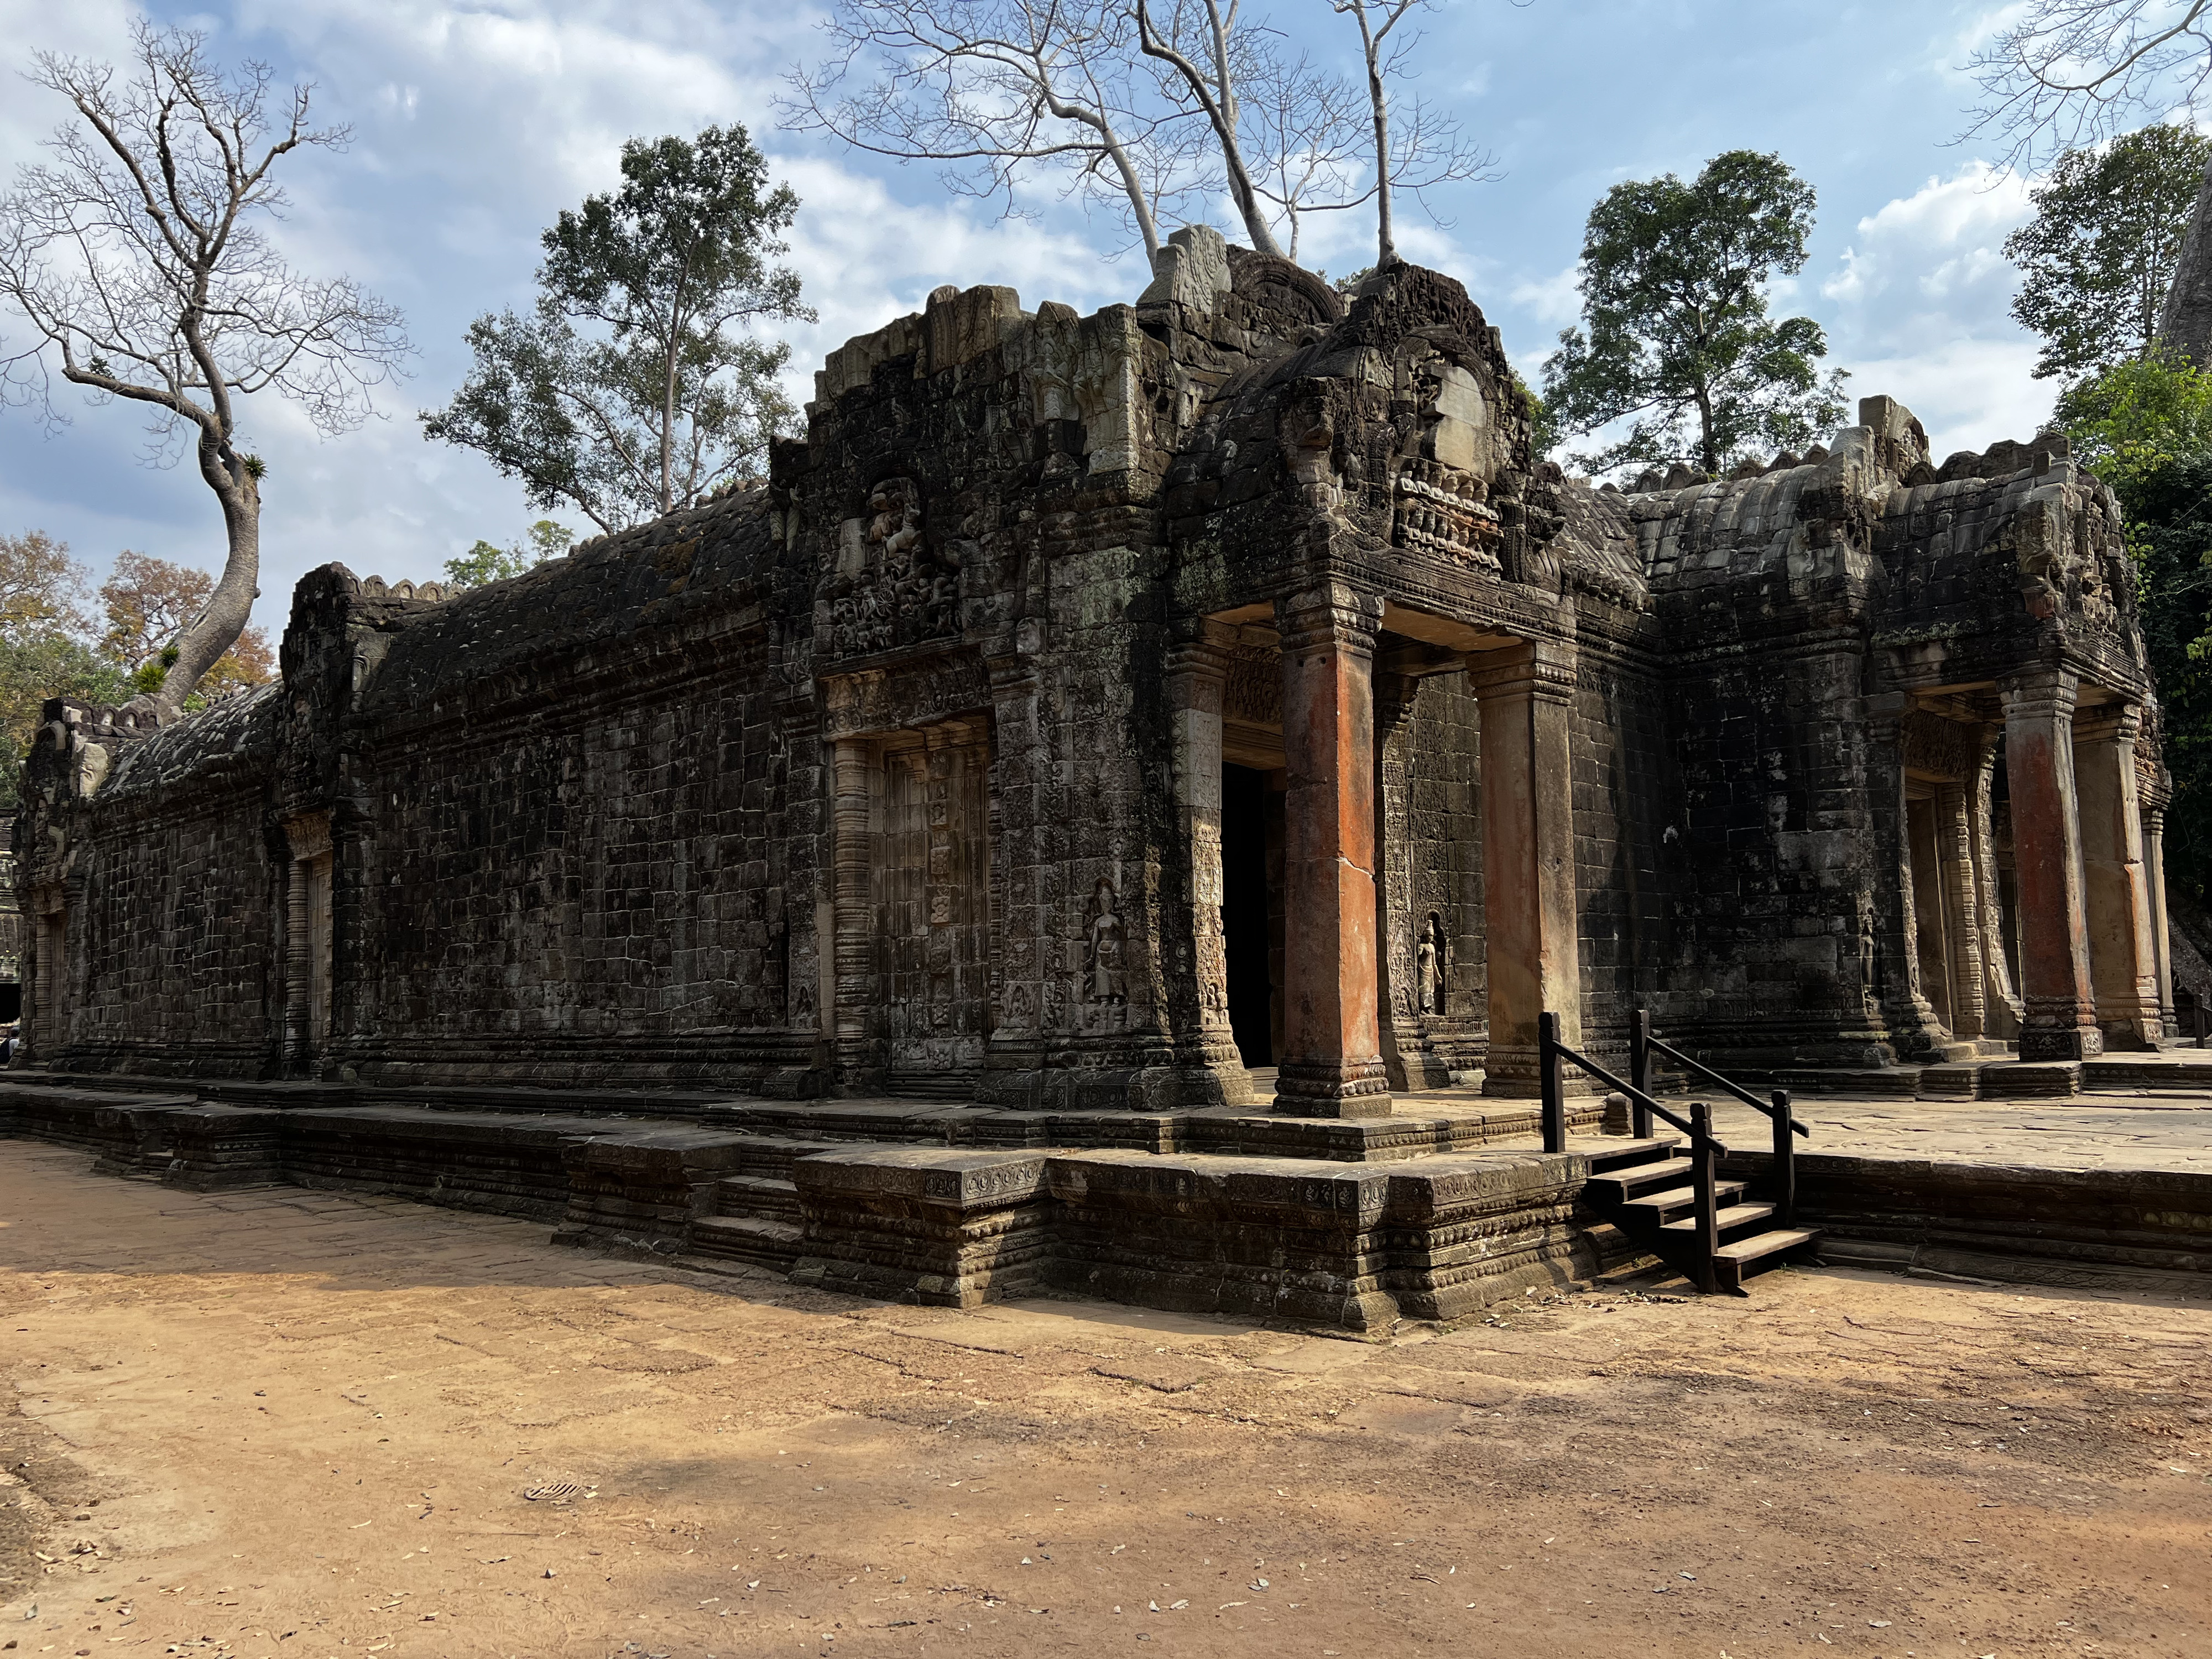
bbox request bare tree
[0,23,409,717]
[789,0,1495,274]
[1134,0,1288,255]
[782,0,1199,262]
[1237,38,1369,263]
[1964,1,2212,168]
[1330,0,1499,270]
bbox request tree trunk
[1364,39,1397,267]
[2158,155,2212,366]
[151,434,260,715]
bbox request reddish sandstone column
[2001,668,2103,1060]
[1467,636,1582,1095]
[1272,583,1392,1118]
[2073,705,2163,1049]
[2143,801,2177,1037]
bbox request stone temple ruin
[0,229,2185,1323]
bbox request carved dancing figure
[1416,911,1447,1015]
[1085,878,1127,1005]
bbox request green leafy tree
[2005,124,2212,382]
[0,531,127,808]
[2130,452,2212,899]
[1541,150,1848,479]
[424,126,812,536]
[444,519,575,591]
[2053,351,2212,898]
[2052,347,2212,487]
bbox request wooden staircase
[1580,1137,1820,1292]
[1543,1011,1823,1295]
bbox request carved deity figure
[1085,878,1128,1005]
[1416,912,1447,1015]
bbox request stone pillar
[1373,668,1448,1091]
[978,644,1052,1107]
[1465,635,1582,1095]
[1968,728,2023,1041]
[1936,779,1986,1040]
[2001,668,2102,1060]
[1865,694,1944,1057]
[830,735,878,1088]
[1166,622,1255,1104]
[2073,705,2164,1049]
[1907,793,1953,1030]
[1272,583,1391,1118]
[29,886,66,1060]
[2143,802,2177,1038]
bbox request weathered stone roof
[356,487,781,717]
[98,681,285,804]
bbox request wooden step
[688,1213,804,1269]
[1620,1180,1746,1222]
[715,1174,801,1224]
[1571,1136,1682,1175]
[1713,1228,1822,1291]
[1566,1141,1681,1177]
[1584,1158,1693,1202]
[1660,1201,1776,1238]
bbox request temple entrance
[1220,762,1279,1067]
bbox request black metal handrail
[1536,1011,1700,1148]
[1632,1010,1802,1232]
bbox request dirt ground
[1,1141,2206,1659]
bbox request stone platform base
[0,1077,1624,1329]
[1718,1147,2212,1282]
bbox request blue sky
[1,1,2061,633]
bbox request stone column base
[2019,1023,2105,1062]
[2095,1017,2160,1052]
[1273,1057,1394,1118]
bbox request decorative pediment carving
[820,476,963,658]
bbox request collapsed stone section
[11,232,2173,1106]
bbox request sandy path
[1,1140,2205,1658]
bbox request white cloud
[1818,162,2045,455]
[1820,162,2033,309]
[1844,338,2056,455]
[1508,260,1581,327]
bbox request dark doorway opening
[1222,763,1274,1066]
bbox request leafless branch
[1961,0,2212,169]
[780,0,1197,260]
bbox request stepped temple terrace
[4,238,2205,1323]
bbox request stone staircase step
[1660,1201,1777,1238]
[732,1139,847,1182]
[688,1214,805,1269]
[1713,1228,1822,1291]
[715,1174,801,1224]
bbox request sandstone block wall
[11,246,2162,1095]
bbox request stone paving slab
[1703,1096,2212,1174]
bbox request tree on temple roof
[423,125,811,537]
[1540,149,1848,481]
